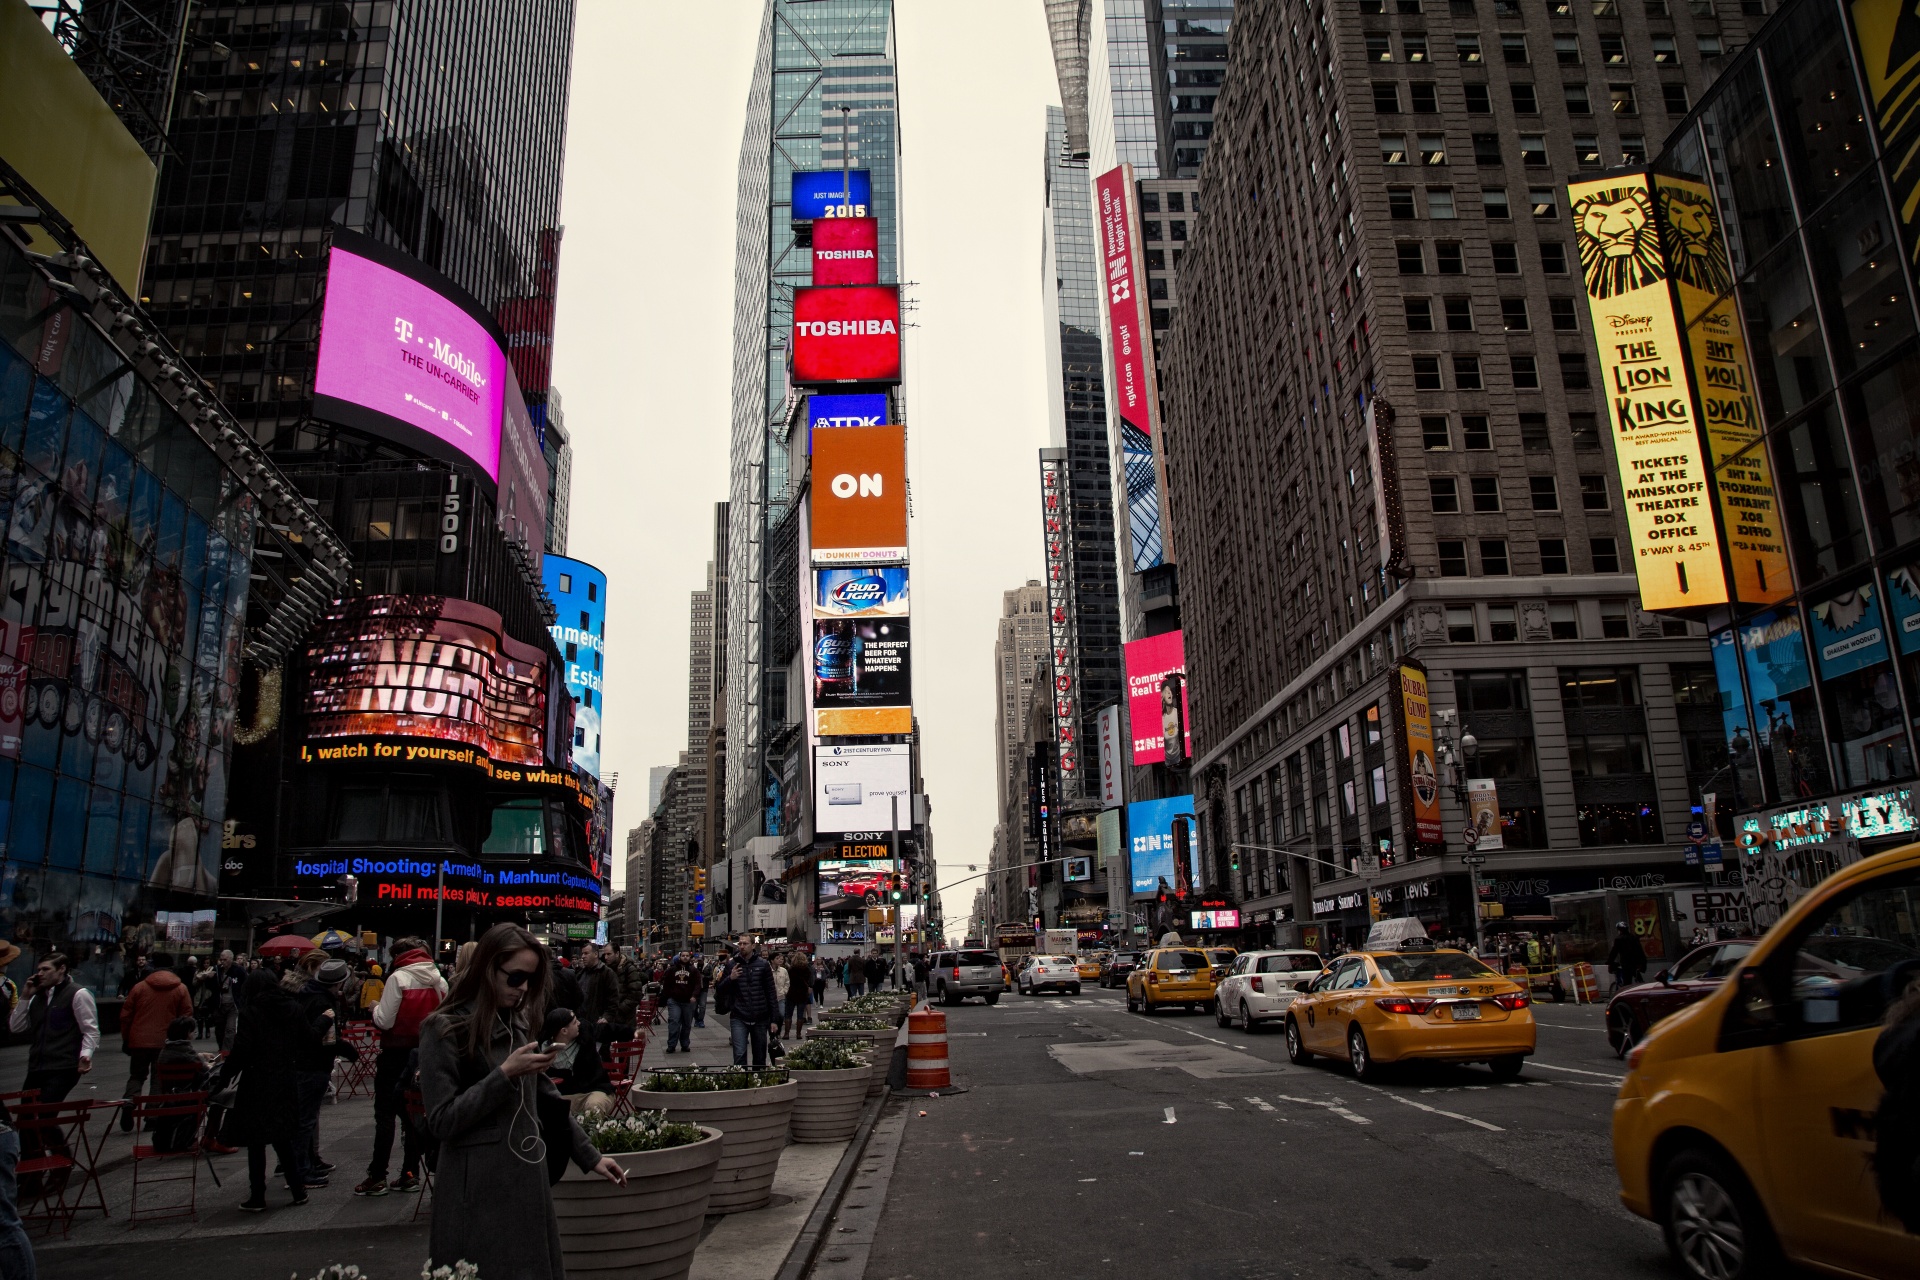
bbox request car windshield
[1669,946,1721,982]
[1372,952,1498,982]
[1206,950,1235,965]
[1156,951,1210,971]
[958,951,998,967]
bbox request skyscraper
[994,581,1052,814]
[727,0,902,858]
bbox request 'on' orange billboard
[811,425,907,564]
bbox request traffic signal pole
[890,794,903,991]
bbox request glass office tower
[1657,0,1920,928]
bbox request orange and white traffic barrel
[905,1006,951,1090]
[1570,962,1597,1003]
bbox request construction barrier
[1568,962,1598,1003]
[905,1005,951,1090]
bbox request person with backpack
[355,937,446,1197]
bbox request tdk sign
[808,393,889,430]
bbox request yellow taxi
[1126,945,1219,1015]
[1611,842,1920,1280]
[1283,941,1535,1080]
[1205,947,1239,980]
[1075,954,1103,981]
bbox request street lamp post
[1433,711,1485,957]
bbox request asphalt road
[861,987,1682,1280]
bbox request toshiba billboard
[811,216,879,285]
[811,425,907,564]
[791,285,901,385]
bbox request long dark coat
[215,971,316,1146]
[418,1000,600,1280]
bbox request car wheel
[1126,992,1139,1013]
[984,993,998,1005]
[1285,1016,1310,1064]
[1489,1055,1525,1080]
[1660,1147,1779,1280]
[1071,985,1081,996]
[1215,1000,1232,1028]
[1610,1009,1637,1060]
[1348,1025,1381,1082]
[1142,996,1160,1016]
[1241,1001,1259,1034]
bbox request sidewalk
[12,989,868,1279]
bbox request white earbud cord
[501,1012,546,1166]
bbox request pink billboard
[1125,630,1191,766]
[1096,165,1151,436]
[314,238,506,482]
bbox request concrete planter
[789,1064,869,1142]
[554,1125,722,1280]
[807,1026,895,1096]
[628,1080,797,1214]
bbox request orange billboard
[811,425,908,564]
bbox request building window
[1566,84,1593,114]
[1540,242,1569,273]
[1590,536,1620,571]
[1519,135,1549,167]
[1390,186,1418,218]
[1577,801,1663,846]
[1374,81,1402,113]
[1698,35,1724,56]
[1481,538,1511,574]
[1465,82,1491,112]
[1513,354,1540,387]
[1489,603,1520,640]
[1549,602,1580,639]
[1560,352,1591,388]
[1502,33,1529,62]
[1426,187,1457,218]
[1492,242,1520,273]
[1482,188,1511,218]
[1521,412,1552,449]
[1570,411,1600,448]
[1382,134,1410,165]
[1471,475,1502,511]
[1419,134,1448,165]
[1410,81,1439,112]
[1600,600,1631,637]
[1435,241,1465,273]
[1610,83,1640,114]
[1511,83,1539,113]
[1446,604,1478,640]
[1405,296,1434,330]
[1397,241,1425,273]
[1501,297,1531,331]
[1439,540,1470,575]
[1367,33,1394,61]
[1445,296,1474,330]
[1541,538,1570,573]
[1599,33,1627,63]
[1145,220,1163,240]
[1457,33,1483,62]
[1414,355,1444,389]
[1651,34,1677,63]
[1405,33,1430,61]
[1574,135,1603,168]
[1430,476,1461,511]
[1554,34,1582,62]
[1620,135,1648,166]
[1549,297,1579,331]
[1661,82,1686,113]
[1472,132,1502,164]
[1463,414,1492,449]
[1530,187,1560,217]
[1579,473,1610,509]
[1453,354,1482,388]
[1422,415,1452,449]
[1530,475,1559,509]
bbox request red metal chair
[337,1023,381,1098]
[401,1088,434,1222]
[13,1102,82,1237]
[0,1089,41,1112]
[605,1039,646,1117]
[127,1091,211,1225]
[634,997,659,1030]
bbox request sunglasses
[498,967,534,988]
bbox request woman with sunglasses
[419,923,626,1280]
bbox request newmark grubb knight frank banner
[1570,172,1728,610]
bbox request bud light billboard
[314,229,510,488]
[1127,795,1196,899]
[815,567,908,618]
[543,555,607,779]
[791,169,872,222]
[812,613,911,737]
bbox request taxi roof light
[1397,937,1437,951]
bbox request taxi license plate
[1451,1003,1481,1021]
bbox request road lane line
[1163,1107,1177,1124]
[1527,1062,1625,1083]
[1274,1094,1371,1125]
[1243,1096,1277,1112]
[1213,1100,1234,1109]
[1172,1028,1232,1046]
[1356,1083,1504,1132]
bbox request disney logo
[1609,314,1655,330]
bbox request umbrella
[257,934,319,958]
[311,929,364,954]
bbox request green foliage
[784,1037,869,1071]
[641,1066,789,1092]
[579,1109,706,1154]
[816,1016,893,1030]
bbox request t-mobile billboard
[314,230,507,484]
[1125,631,1191,766]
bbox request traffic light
[692,868,709,892]
[889,874,903,902]
[1229,848,1241,872]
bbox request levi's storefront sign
[812,216,880,286]
[791,285,901,385]
[1571,172,1728,610]
[811,425,907,564]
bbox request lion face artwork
[1574,185,1666,300]
[1657,184,1736,298]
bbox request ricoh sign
[791,285,902,386]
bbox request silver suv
[932,949,1003,1005]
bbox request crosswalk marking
[1274,1094,1371,1125]
[1243,1096,1277,1112]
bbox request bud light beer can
[815,622,854,695]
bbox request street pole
[1467,857,1484,957]
[890,794,903,991]
[433,858,445,965]
[840,105,853,207]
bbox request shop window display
[1738,607,1831,802]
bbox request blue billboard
[542,555,608,778]
[1127,795,1196,898]
[815,567,909,617]
[808,392,889,430]
[792,169,873,221]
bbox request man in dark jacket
[575,945,622,1057]
[291,959,357,1185]
[722,945,779,1067]
[863,951,889,993]
[1605,922,1647,989]
[661,953,698,1053]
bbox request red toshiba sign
[812,216,879,285]
[791,285,901,386]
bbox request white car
[1017,954,1082,996]
[1214,949,1325,1031]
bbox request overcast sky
[551,2,1065,930]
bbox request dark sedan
[1099,951,1144,988]
[1604,938,1755,1058]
